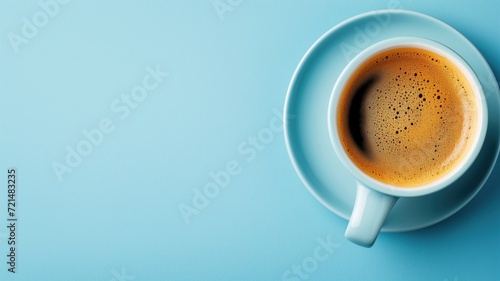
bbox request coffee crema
[337,47,478,187]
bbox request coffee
[337,47,478,187]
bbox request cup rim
[328,36,488,197]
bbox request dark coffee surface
[337,48,477,186]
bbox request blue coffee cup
[328,37,488,247]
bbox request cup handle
[345,181,398,247]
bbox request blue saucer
[284,10,500,232]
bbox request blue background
[0,0,499,280]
